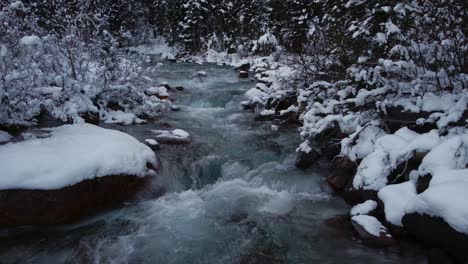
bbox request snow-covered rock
[146,86,169,99]
[193,71,207,77]
[161,52,176,62]
[0,124,157,190]
[151,129,191,145]
[0,130,13,144]
[19,35,41,46]
[350,200,378,216]
[353,128,440,191]
[145,139,160,150]
[103,110,146,125]
[351,215,395,246]
[378,181,417,227]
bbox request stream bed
[0,62,427,263]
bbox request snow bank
[19,35,41,46]
[0,124,157,190]
[0,131,13,143]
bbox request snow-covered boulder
[145,138,160,150]
[146,86,170,99]
[0,130,13,144]
[193,71,207,77]
[0,124,157,226]
[151,129,191,145]
[102,110,146,125]
[351,215,396,247]
[402,184,468,262]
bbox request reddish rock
[239,71,249,78]
[324,214,354,239]
[234,62,250,72]
[0,174,153,227]
[342,184,378,206]
[402,213,468,263]
[79,111,100,125]
[327,157,357,191]
[295,148,320,169]
[157,95,169,100]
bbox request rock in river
[0,124,158,226]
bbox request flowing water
[0,61,426,263]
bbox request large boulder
[0,124,158,227]
[295,147,320,169]
[327,157,357,191]
[402,213,468,263]
[0,174,152,226]
[342,181,379,206]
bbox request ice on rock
[0,124,157,190]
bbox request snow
[260,109,275,116]
[147,86,169,97]
[405,182,468,234]
[161,52,176,61]
[351,215,389,237]
[193,71,207,77]
[353,128,441,190]
[103,111,146,125]
[151,129,191,143]
[145,139,159,146]
[172,129,190,138]
[378,181,417,226]
[9,1,24,10]
[129,38,178,56]
[35,86,63,96]
[341,124,384,161]
[245,87,267,104]
[19,35,41,46]
[0,124,157,190]
[350,200,378,216]
[0,45,7,57]
[0,131,13,143]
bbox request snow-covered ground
[0,124,157,190]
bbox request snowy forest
[0,0,467,263]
